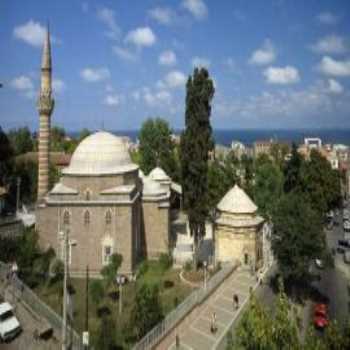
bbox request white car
[315,259,324,269]
[0,302,21,341]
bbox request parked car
[0,302,21,342]
[313,303,329,329]
[338,239,350,248]
[315,259,324,269]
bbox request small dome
[63,131,138,175]
[149,167,170,181]
[217,184,257,214]
[142,177,167,196]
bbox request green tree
[207,154,239,210]
[253,158,284,219]
[8,127,34,155]
[180,68,215,268]
[0,127,14,187]
[284,143,303,193]
[131,284,163,339]
[139,118,178,179]
[51,126,66,151]
[78,128,91,142]
[100,253,123,288]
[270,142,289,168]
[272,192,325,287]
[300,150,341,215]
[241,154,254,197]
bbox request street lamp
[59,230,69,350]
[59,230,76,350]
[116,275,126,314]
[203,261,207,290]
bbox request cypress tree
[180,67,215,268]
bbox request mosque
[35,28,266,278]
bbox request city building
[214,184,264,270]
[253,139,272,158]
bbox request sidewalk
[157,266,262,350]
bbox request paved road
[313,209,350,326]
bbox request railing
[133,262,236,350]
[0,262,82,349]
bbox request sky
[1,0,350,131]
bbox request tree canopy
[7,127,34,155]
[139,118,178,179]
[180,67,215,267]
[271,192,326,286]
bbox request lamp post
[203,261,207,290]
[59,230,69,350]
[116,275,126,314]
[16,177,21,216]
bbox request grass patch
[34,261,193,348]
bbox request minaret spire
[41,22,52,70]
[37,24,54,201]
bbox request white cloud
[97,7,120,39]
[149,7,174,25]
[159,50,177,66]
[317,12,339,25]
[81,67,110,82]
[11,76,34,90]
[143,88,172,107]
[113,46,137,61]
[311,35,347,54]
[103,94,121,106]
[125,27,156,47]
[52,79,65,93]
[319,56,350,77]
[214,82,349,124]
[13,20,46,47]
[192,56,211,68]
[10,75,35,99]
[249,39,276,65]
[328,79,343,94]
[163,70,187,89]
[182,0,208,20]
[263,66,300,84]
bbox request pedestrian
[211,312,217,333]
[234,294,239,309]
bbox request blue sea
[70,129,350,147]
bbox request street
[313,209,350,326]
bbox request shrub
[90,280,105,307]
[159,253,172,271]
[137,260,149,278]
[163,280,174,289]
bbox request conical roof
[217,184,257,214]
[41,25,51,70]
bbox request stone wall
[142,200,170,259]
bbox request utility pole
[61,229,69,350]
[83,265,89,349]
[16,177,21,215]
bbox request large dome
[62,131,138,175]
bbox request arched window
[105,210,112,225]
[63,210,70,225]
[85,189,91,201]
[84,210,90,225]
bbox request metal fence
[0,262,82,349]
[133,262,236,350]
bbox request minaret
[37,26,54,200]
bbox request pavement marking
[190,325,217,341]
